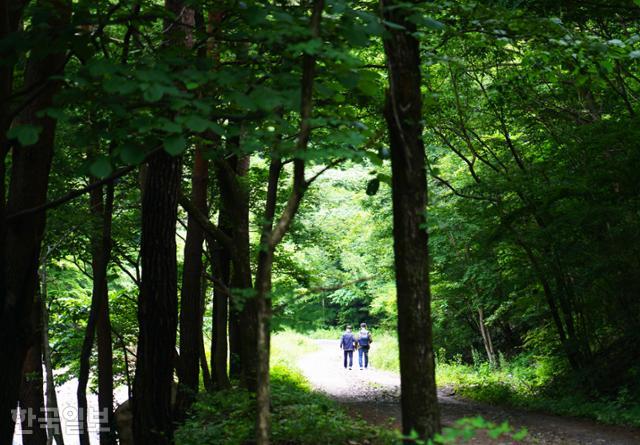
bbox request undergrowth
[303,329,640,428]
[437,354,640,428]
[176,367,394,444]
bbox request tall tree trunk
[254,159,282,445]
[0,2,70,442]
[96,182,115,445]
[210,232,231,389]
[214,153,255,389]
[40,260,64,445]
[177,143,209,410]
[19,298,47,445]
[210,183,239,381]
[132,149,182,445]
[199,272,213,392]
[381,0,441,439]
[132,2,190,443]
[77,179,114,445]
[254,1,323,440]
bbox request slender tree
[40,256,64,445]
[381,0,441,440]
[177,143,209,408]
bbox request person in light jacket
[356,322,373,370]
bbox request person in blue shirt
[339,325,356,369]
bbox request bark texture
[19,323,47,445]
[132,2,189,442]
[0,1,70,441]
[381,0,441,439]
[132,151,181,445]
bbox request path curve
[298,340,640,445]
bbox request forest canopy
[1,0,639,444]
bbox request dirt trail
[298,340,640,445]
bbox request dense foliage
[1,0,639,444]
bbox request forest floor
[298,340,640,445]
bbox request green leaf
[183,115,210,133]
[104,76,137,95]
[90,156,113,178]
[365,151,383,166]
[366,178,380,196]
[143,84,165,102]
[7,124,42,146]
[120,145,146,165]
[512,428,528,440]
[423,17,445,30]
[377,173,392,185]
[163,134,186,155]
[383,20,406,31]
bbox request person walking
[356,322,373,370]
[339,325,356,369]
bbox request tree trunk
[96,183,115,445]
[477,308,497,367]
[210,233,231,389]
[214,154,255,389]
[77,179,114,445]
[381,0,441,439]
[19,314,47,445]
[515,236,584,370]
[0,2,70,442]
[133,150,182,445]
[178,143,208,410]
[254,158,282,445]
[253,0,323,439]
[199,272,213,392]
[40,261,64,445]
[132,1,190,442]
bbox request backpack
[358,330,371,347]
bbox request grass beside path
[175,330,395,445]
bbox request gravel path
[299,340,640,445]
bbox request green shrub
[436,355,640,428]
[175,365,395,445]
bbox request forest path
[298,340,640,445]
